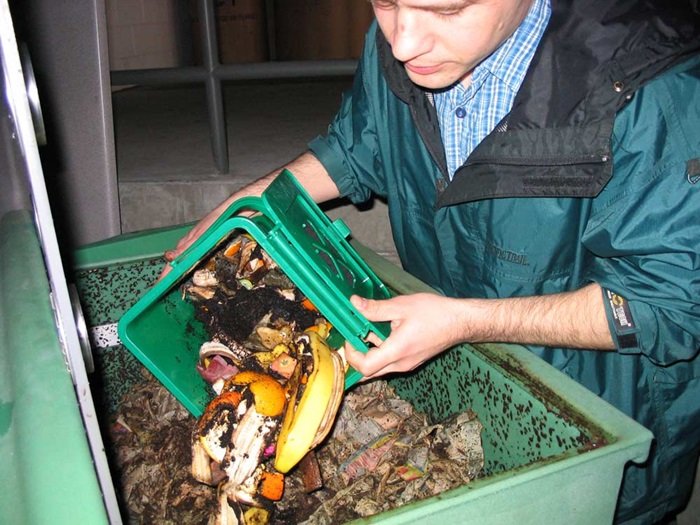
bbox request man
[164,0,700,522]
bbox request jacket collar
[376,29,450,179]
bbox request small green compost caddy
[118,170,393,415]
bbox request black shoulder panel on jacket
[380,0,700,207]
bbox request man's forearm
[162,151,339,267]
[217,151,340,211]
[284,152,341,203]
[464,283,615,350]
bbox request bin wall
[0,211,108,525]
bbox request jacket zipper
[464,153,611,168]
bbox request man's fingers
[344,342,381,378]
[364,330,384,347]
[175,234,194,251]
[156,263,172,283]
[344,338,400,378]
[164,226,202,262]
[351,295,398,323]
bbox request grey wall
[11,0,120,248]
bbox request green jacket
[309,1,700,522]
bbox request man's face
[371,0,534,89]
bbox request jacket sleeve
[308,22,387,204]
[582,57,700,365]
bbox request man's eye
[435,7,465,18]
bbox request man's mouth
[404,62,442,75]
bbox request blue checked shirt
[434,0,551,179]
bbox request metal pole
[111,66,208,85]
[199,0,228,174]
[216,60,357,80]
[110,60,358,86]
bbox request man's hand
[157,152,340,281]
[159,196,245,281]
[344,283,615,380]
[344,293,470,379]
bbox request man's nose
[389,9,430,62]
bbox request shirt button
[455,107,466,118]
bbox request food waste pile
[109,232,484,524]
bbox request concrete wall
[106,0,180,70]
[11,0,121,247]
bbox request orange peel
[229,371,287,417]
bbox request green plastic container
[118,170,392,416]
[69,223,653,524]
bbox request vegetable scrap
[109,374,484,525]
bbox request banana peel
[274,330,345,473]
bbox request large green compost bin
[69,221,652,524]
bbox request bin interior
[72,225,653,523]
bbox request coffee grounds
[194,286,320,343]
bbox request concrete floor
[112,79,700,525]
[682,477,700,525]
[113,78,400,265]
